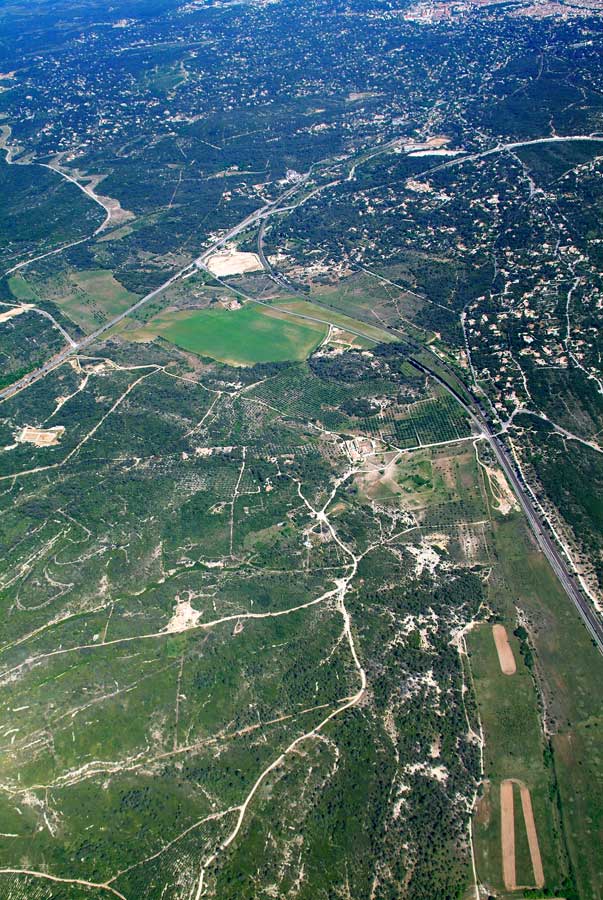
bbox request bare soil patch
[346,91,378,101]
[492,624,517,675]
[0,304,32,324]
[486,464,519,515]
[165,596,201,633]
[519,781,545,888]
[501,779,545,890]
[501,779,516,890]
[16,425,65,447]
[205,248,263,277]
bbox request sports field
[137,302,328,365]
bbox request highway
[0,264,195,402]
[409,358,603,654]
[490,427,603,653]
[0,175,316,405]
[237,209,603,657]
[3,130,602,656]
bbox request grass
[72,268,139,311]
[468,621,562,896]
[96,223,135,243]
[142,63,187,95]
[275,297,395,344]
[491,515,603,900]
[308,271,431,341]
[7,273,36,301]
[129,302,328,366]
[51,268,141,332]
[513,780,535,888]
[396,455,434,498]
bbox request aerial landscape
[0,0,602,897]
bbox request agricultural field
[468,623,562,895]
[1,0,603,896]
[53,268,141,333]
[123,302,328,366]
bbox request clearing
[48,268,141,332]
[204,248,263,277]
[15,425,65,447]
[124,302,327,365]
[482,461,519,516]
[492,624,516,675]
[501,778,545,891]
[468,618,562,895]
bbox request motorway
[0,264,195,402]
[3,133,602,655]
[409,359,603,654]
[0,175,315,404]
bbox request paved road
[0,177,314,404]
[4,129,603,655]
[409,358,603,654]
[0,265,194,402]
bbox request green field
[143,302,328,365]
[468,622,562,895]
[36,268,143,332]
[491,517,603,900]
[7,273,36,301]
[468,514,603,900]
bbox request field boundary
[501,778,545,891]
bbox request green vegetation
[7,273,36,300]
[1,0,603,896]
[128,302,327,365]
[0,309,64,390]
[278,296,395,344]
[468,622,563,895]
[398,457,433,494]
[519,417,603,590]
[468,513,603,900]
[55,268,141,331]
[0,157,104,272]
[490,516,603,900]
